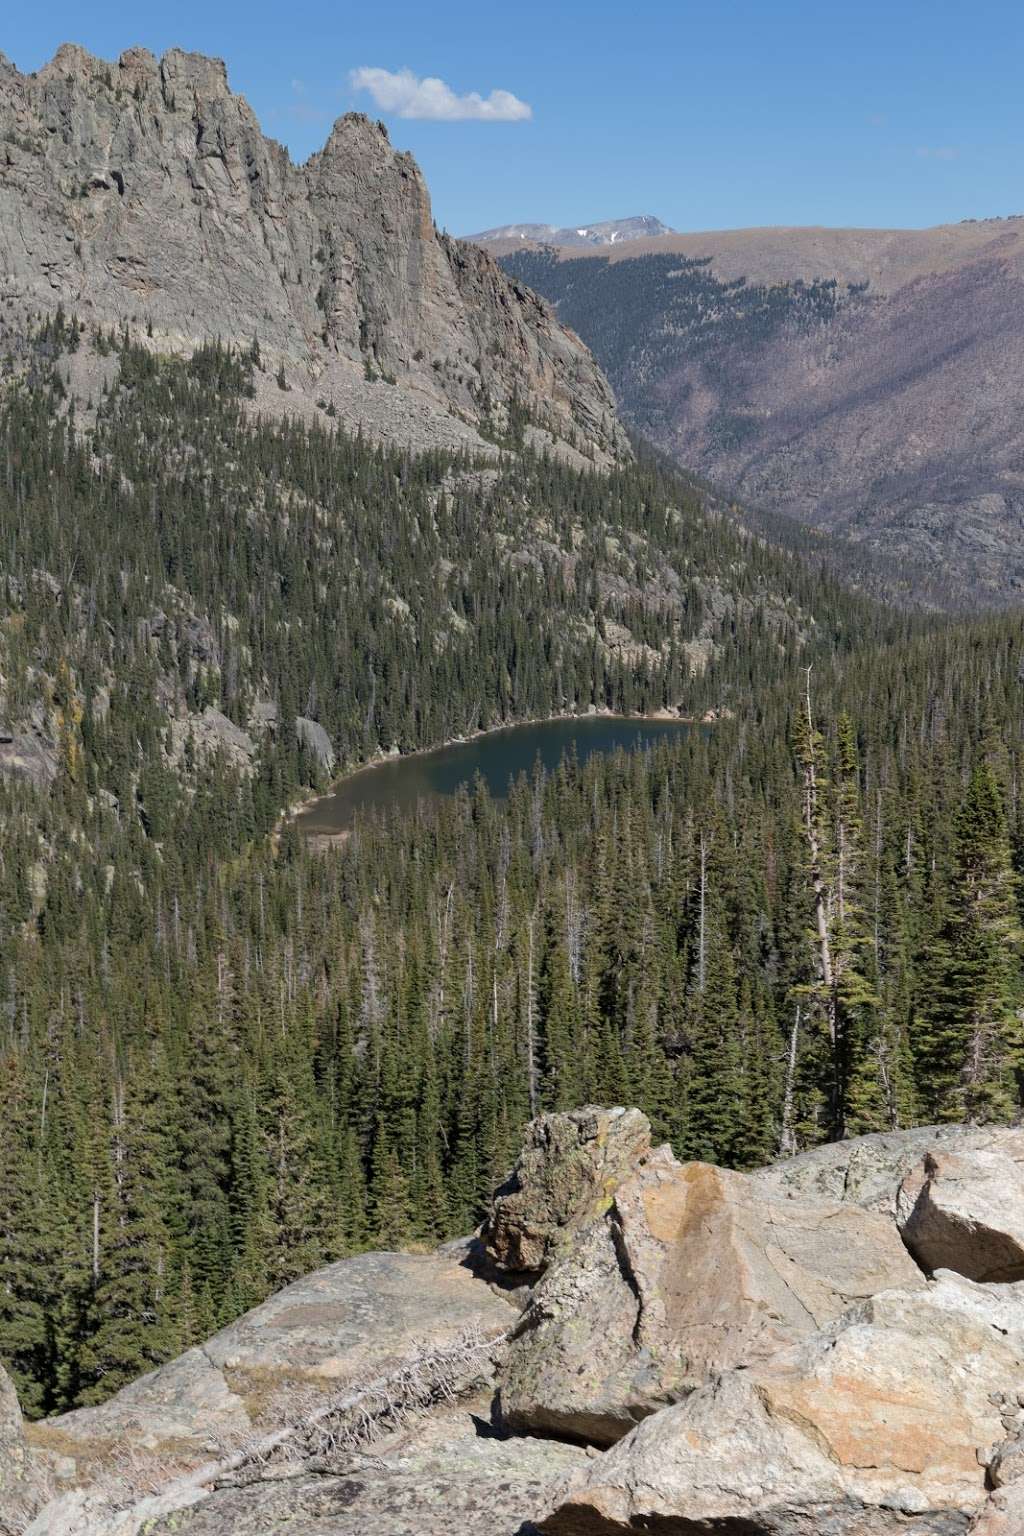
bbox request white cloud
[916,145,960,161]
[350,66,532,122]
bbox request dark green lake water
[295,715,691,835]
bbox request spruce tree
[915,765,1024,1121]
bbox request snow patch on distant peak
[467,215,675,248]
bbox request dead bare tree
[90,1327,508,1521]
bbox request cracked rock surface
[498,1139,922,1445]
[52,1252,517,1451]
[142,1409,591,1536]
[539,1273,1024,1534]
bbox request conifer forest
[3,323,1024,1419]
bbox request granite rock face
[897,1137,1024,1282]
[483,1105,653,1276]
[22,1112,1024,1536]
[54,1251,516,1451]
[499,1145,922,1445]
[751,1121,1020,1214]
[295,716,336,774]
[139,1411,591,1536]
[0,44,623,460]
[540,1273,1024,1534]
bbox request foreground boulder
[500,1142,922,1445]
[55,1251,516,1452]
[27,1110,1024,1536]
[752,1122,1021,1214]
[134,1410,591,1536]
[539,1273,1024,1533]
[28,1412,589,1536]
[484,1105,653,1275]
[897,1137,1024,1282]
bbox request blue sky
[5,0,1022,234]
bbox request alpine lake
[294,715,693,836]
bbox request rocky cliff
[0,44,622,460]
[10,1107,1024,1535]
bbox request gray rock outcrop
[897,1137,1024,1282]
[752,1121,1016,1213]
[0,730,58,788]
[143,1411,590,1536]
[295,716,335,774]
[168,707,256,776]
[540,1273,1024,1534]
[0,45,623,461]
[0,1364,52,1536]
[24,1111,1024,1536]
[483,1105,652,1276]
[55,1250,516,1452]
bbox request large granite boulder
[29,1412,589,1536]
[539,1273,1024,1533]
[897,1137,1024,1282]
[483,1105,653,1276]
[55,1251,516,1451]
[752,1122,1019,1215]
[32,1114,1024,1536]
[500,1143,922,1445]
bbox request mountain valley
[495,219,1024,604]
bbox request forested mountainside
[3,49,1024,1456]
[0,319,911,1416]
[6,441,1024,1418]
[0,317,868,788]
[499,234,1024,606]
[2,325,1023,1423]
[0,44,620,461]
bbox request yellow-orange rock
[500,1146,922,1445]
[540,1273,1024,1534]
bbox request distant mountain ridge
[467,215,674,248]
[499,220,1024,605]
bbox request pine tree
[915,765,1024,1121]
[75,1057,180,1404]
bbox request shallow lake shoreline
[288,706,705,843]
